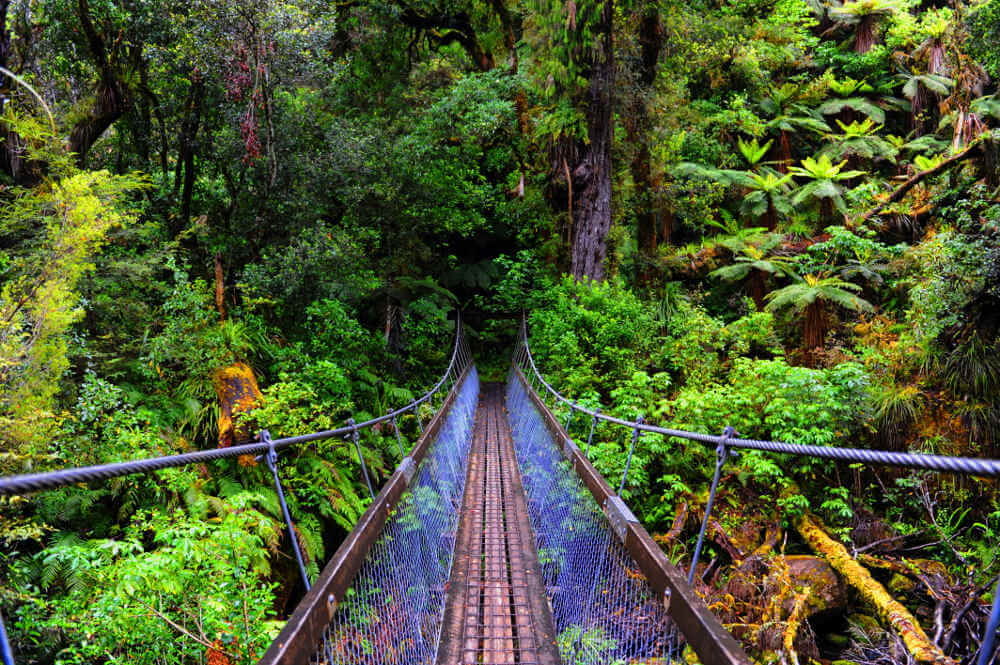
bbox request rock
[772,555,848,619]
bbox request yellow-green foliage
[0,169,148,447]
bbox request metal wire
[0,610,13,665]
[263,430,313,591]
[515,316,1000,476]
[688,431,731,586]
[505,370,671,664]
[315,367,480,664]
[981,578,1000,665]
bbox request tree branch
[857,141,980,224]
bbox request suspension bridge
[2,315,1000,665]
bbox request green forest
[1,0,1000,661]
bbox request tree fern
[765,274,873,347]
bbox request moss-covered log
[213,362,263,448]
[796,512,956,665]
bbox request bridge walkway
[436,383,560,665]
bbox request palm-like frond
[789,154,867,180]
[738,137,773,166]
[818,97,887,124]
[765,275,873,314]
[830,0,901,23]
[901,73,953,98]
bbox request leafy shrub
[527,277,661,397]
[10,503,280,664]
[667,358,871,487]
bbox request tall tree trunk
[764,198,777,231]
[748,270,766,310]
[632,1,664,265]
[778,130,792,173]
[173,80,204,233]
[570,0,614,282]
[803,300,827,349]
[820,197,834,225]
[855,17,877,54]
[0,0,44,185]
[0,0,22,183]
[214,253,226,322]
[660,208,674,245]
[488,0,519,70]
[68,0,130,167]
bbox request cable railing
[514,313,1000,665]
[0,314,475,665]
[505,370,751,665]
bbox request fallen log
[796,512,956,665]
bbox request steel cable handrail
[0,314,472,496]
[516,315,1000,477]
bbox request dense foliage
[1,0,999,661]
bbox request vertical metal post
[585,408,601,457]
[619,416,644,495]
[565,401,577,431]
[688,426,733,585]
[261,430,311,590]
[1,607,14,665]
[979,577,1000,665]
[416,410,424,435]
[349,418,375,501]
[392,414,405,458]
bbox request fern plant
[765,272,874,348]
[789,154,868,222]
[819,76,887,123]
[822,118,898,164]
[830,0,902,53]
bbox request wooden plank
[436,384,561,665]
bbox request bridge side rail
[509,365,751,665]
[260,362,479,664]
[0,316,474,665]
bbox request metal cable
[517,316,1000,477]
[0,610,13,665]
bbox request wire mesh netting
[505,369,672,665]
[314,367,480,664]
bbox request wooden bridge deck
[435,383,561,665]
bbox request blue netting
[506,369,672,665]
[316,368,480,664]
